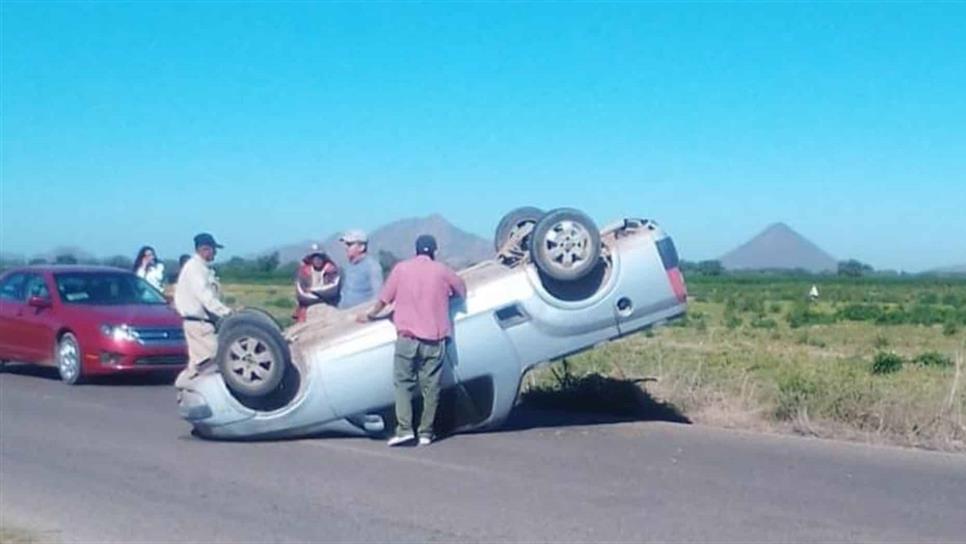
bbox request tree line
[680,259,893,278]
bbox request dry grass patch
[0,527,57,544]
[526,304,965,452]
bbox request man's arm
[356,266,396,323]
[195,270,231,317]
[356,299,388,323]
[295,267,317,301]
[312,263,340,297]
[446,268,467,299]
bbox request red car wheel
[56,332,84,385]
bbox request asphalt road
[2,366,965,543]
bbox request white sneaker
[387,433,415,447]
[418,435,433,446]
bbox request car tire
[216,317,290,398]
[494,207,545,253]
[216,308,280,336]
[56,332,84,385]
[529,208,602,281]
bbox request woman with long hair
[133,245,166,292]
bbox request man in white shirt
[174,232,233,388]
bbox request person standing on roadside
[294,243,341,322]
[338,229,383,309]
[174,233,233,388]
[357,234,467,446]
[133,245,166,293]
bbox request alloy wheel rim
[508,220,536,246]
[227,336,275,385]
[59,339,79,380]
[541,220,592,271]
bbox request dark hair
[303,251,332,265]
[179,254,191,268]
[415,234,437,257]
[133,246,157,272]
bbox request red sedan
[0,266,187,384]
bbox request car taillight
[656,237,687,303]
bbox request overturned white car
[177,208,688,439]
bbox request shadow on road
[502,372,691,433]
[0,362,177,386]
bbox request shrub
[837,304,882,322]
[786,303,836,328]
[872,333,890,349]
[907,304,948,326]
[871,352,904,375]
[751,317,778,329]
[775,372,820,420]
[739,296,765,314]
[725,314,743,329]
[875,307,908,325]
[943,320,959,337]
[912,351,953,368]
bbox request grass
[221,282,297,328]
[525,277,966,452]
[0,528,56,544]
[223,275,966,452]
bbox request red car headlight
[100,324,139,343]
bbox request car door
[0,272,28,360]
[19,273,58,362]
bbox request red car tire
[56,332,84,385]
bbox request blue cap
[194,232,224,249]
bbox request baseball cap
[194,232,224,249]
[339,230,368,244]
[415,234,437,255]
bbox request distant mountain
[720,223,837,273]
[266,214,492,269]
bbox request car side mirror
[27,296,52,309]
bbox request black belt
[399,332,443,345]
[182,315,215,324]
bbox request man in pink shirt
[358,234,467,446]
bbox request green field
[223,275,966,452]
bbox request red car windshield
[54,272,167,306]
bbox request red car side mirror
[27,296,52,309]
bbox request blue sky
[2,2,964,271]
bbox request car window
[24,274,51,300]
[0,273,27,302]
[54,272,167,305]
